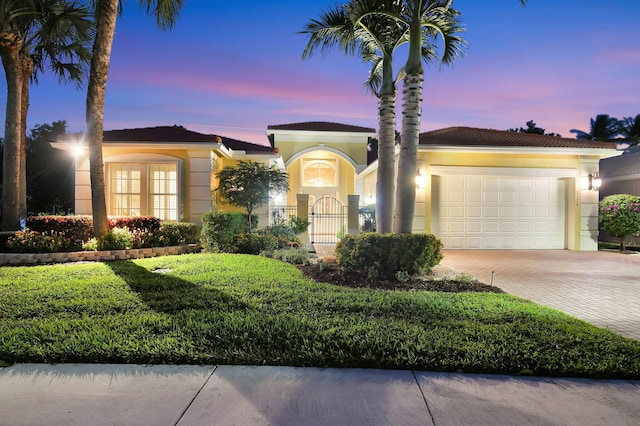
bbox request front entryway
[310,196,346,244]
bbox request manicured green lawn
[1,253,639,378]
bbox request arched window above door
[302,159,337,187]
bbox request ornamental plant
[599,194,640,251]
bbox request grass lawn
[1,253,639,379]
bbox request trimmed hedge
[336,233,443,279]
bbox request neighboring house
[54,122,618,251]
[599,146,640,198]
[52,125,282,225]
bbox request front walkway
[440,250,640,340]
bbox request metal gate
[310,196,346,244]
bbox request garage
[432,169,567,249]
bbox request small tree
[599,194,640,251]
[215,160,289,232]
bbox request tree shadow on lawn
[107,260,249,314]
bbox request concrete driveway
[440,250,640,340]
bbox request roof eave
[418,145,620,157]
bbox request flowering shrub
[7,230,67,253]
[599,194,640,251]
[27,216,93,251]
[336,233,443,280]
[108,216,161,248]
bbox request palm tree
[301,0,408,233]
[0,0,92,231]
[620,115,640,145]
[86,0,183,240]
[570,114,623,142]
[0,0,28,230]
[393,0,465,233]
[19,0,93,221]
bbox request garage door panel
[437,174,565,249]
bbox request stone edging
[0,244,202,266]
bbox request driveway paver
[440,250,640,340]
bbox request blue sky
[7,0,640,145]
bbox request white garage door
[433,175,566,249]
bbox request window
[302,159,337,187]
[108,163,179,220]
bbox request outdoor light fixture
[71,144,85,158]
[588,171,601,191]
[415,170,426,189]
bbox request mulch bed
[296,263,504,293]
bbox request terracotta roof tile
[419,127,616,149]
[268,121,375,133]
[102,125,276,153]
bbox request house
[54,122,618,251]
[53,125,282,225]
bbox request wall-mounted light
[415,170,426,189]
[588,171,601,191]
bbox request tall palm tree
[0,0,29,230]
[19,0,93,221]
[570,114,623,142]
[0,0,92,231]
[393,0,465,233]
[301,0,408,233]
[86,0,183,240]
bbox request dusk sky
[6,0,640,145]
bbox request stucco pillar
[578,159,600,251]
[347,194,360,235]
[296,194,310,246]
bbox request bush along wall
[3,216,199,254]
[336,233,443,280]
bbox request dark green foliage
[201,212,247,252]
[272,247,310,265]
[108,217,161,248]
[336,233,443,279]
[359,205,376,232]
[599,194,640,251]
[156,222,199,246]
[98,227,134,250]
[233,233,279,255]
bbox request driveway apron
[440,250,640,340]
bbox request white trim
[268,129,375,145]
[285,145,364,171]
[420,144,618,157]
[104,153,181,163]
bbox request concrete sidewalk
[1,364,639,426]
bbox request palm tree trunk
[375,91,396,233]
[20,54,33,223]
[86,0,119,239]
[1,40,23,231]
[394,71,423,233]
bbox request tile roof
[267,121,375,133]
[419,127,616,149]
[102,125,277,153]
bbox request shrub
[155,222,199,246]
[201,212,247,252]
[232,233,279,255]
[599,194,640,251]
[98,227,134,250]
[258,223,301,248]
[109,216,161,248]
[336,233,443,279]
[26,216,93,251]
[272,247,310,265]
[6,230,67,253]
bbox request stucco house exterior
[54,122,618,251]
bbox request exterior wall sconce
[588,171,601,191]
[415,170,426,189]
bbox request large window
[109,163,178,220]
